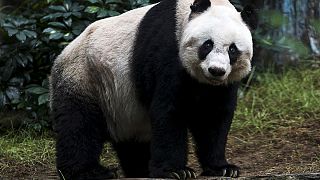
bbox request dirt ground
[1,120,319,179]
[189,119,320,177]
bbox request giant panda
[50,0,257,179]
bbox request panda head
[179,0,257,85]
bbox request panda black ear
[241,5,258,30]
[190,0,211,13]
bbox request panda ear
[190,0,211,13]
[241,5,258,30]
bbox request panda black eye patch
[228,43,240,65]
[198,40,214,60]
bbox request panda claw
[168,168,197,179]
[186,167,197,179]
[222,169,227,176]
[186,170,192,178]
[191,171,197,179]
[230,170,234,177]
[181,170,187,179]
[233,170,238,178]
[171,172,181,179]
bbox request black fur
[112,141,150,177]
[190,0,211,13]
[228,43,241,65]
[198,39,214,60]
[132,0,239,178]
[241,5,258,30]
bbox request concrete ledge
[117,173,320,180]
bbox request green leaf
[106,0,123,4]
[64,0,72,11]
[17,102,26,109]
[41,13,64,21]
[2,22,15,28]
[43,27,57,34]
[16,31,27,42]
[42,79,49,88]
[48,21,67,29]
[63,32,74,41]
[87,0,101,4]
[72,23,86,35]
[9,77,24,86]
[26,86,48,95]
[38,93,49,105]
[49,5,67,12]
[64,18,72,27]
[11,98,20,104]
[15,55,27,68]
[24,73,31,82]
[72,12,82,18]
[49,32,64,40]
[5,27,19,36]
[13,17,30,27]
[47,0,58,3]
[23,30,37,38]
[1,61,14,82]
[107,10,120,17]
[72,4,85,12]
[97,9,109,18]
[63,12,72,18]
[6,86,20,101]
[0,91,8,107]
[85,6,100,14]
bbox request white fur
[179,0,253,85]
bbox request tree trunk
[241,0,320,66]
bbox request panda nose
[208,67,226,77]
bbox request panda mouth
[205,77,224,85]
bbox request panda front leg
[189,88,240,178]
[148,92,196,179]
[190,120,240,178]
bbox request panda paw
[201,164,240,178]
[151,167,197,179]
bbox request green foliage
[0,130,55,165]
[0,0,151,130]
[255,9,313,62]
[233,68,320,133]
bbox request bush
[0,0,150,131]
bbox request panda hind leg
[113,141,150,178]
[52,93,118,180]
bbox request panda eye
[228,43,240,64]
[198,40,214,60]
[228,43,238,54]
[204,40,213,49]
